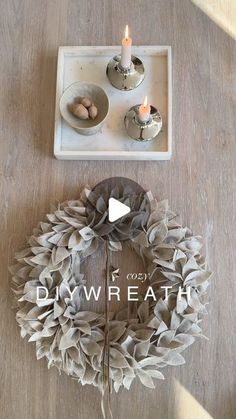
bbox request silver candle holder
[106,55,145,91]
[124,105,162,141]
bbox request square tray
[54,46,172,160]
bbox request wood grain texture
[0,1,235,418]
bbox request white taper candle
[120,25,132,69]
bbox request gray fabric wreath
[10,186,211,399]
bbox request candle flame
[125,25,129,39]
[143,96,148,107]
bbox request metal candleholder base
[106,55,145,91]
[124,105,162,141]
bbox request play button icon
[108,197,131,222]
[86,177,151,242]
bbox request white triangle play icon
[108,198,131,222]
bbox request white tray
[54,46,172,160]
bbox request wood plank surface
[0,1,235,418]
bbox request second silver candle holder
[124,105,162,141]
[106,55,145,91]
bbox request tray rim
[54,45,172,161]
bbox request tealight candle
[138,96,151,123]
[120,25,132,69]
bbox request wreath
[10,185,211,415]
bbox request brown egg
[72,103,89,120]
[80,97,92,108]
[88,104,98,120]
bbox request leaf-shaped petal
[109,348,130,368]
[59,328,79,350]
[80,338,101,356]
[137,369,155,388]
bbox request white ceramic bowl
[60,81,109,136]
